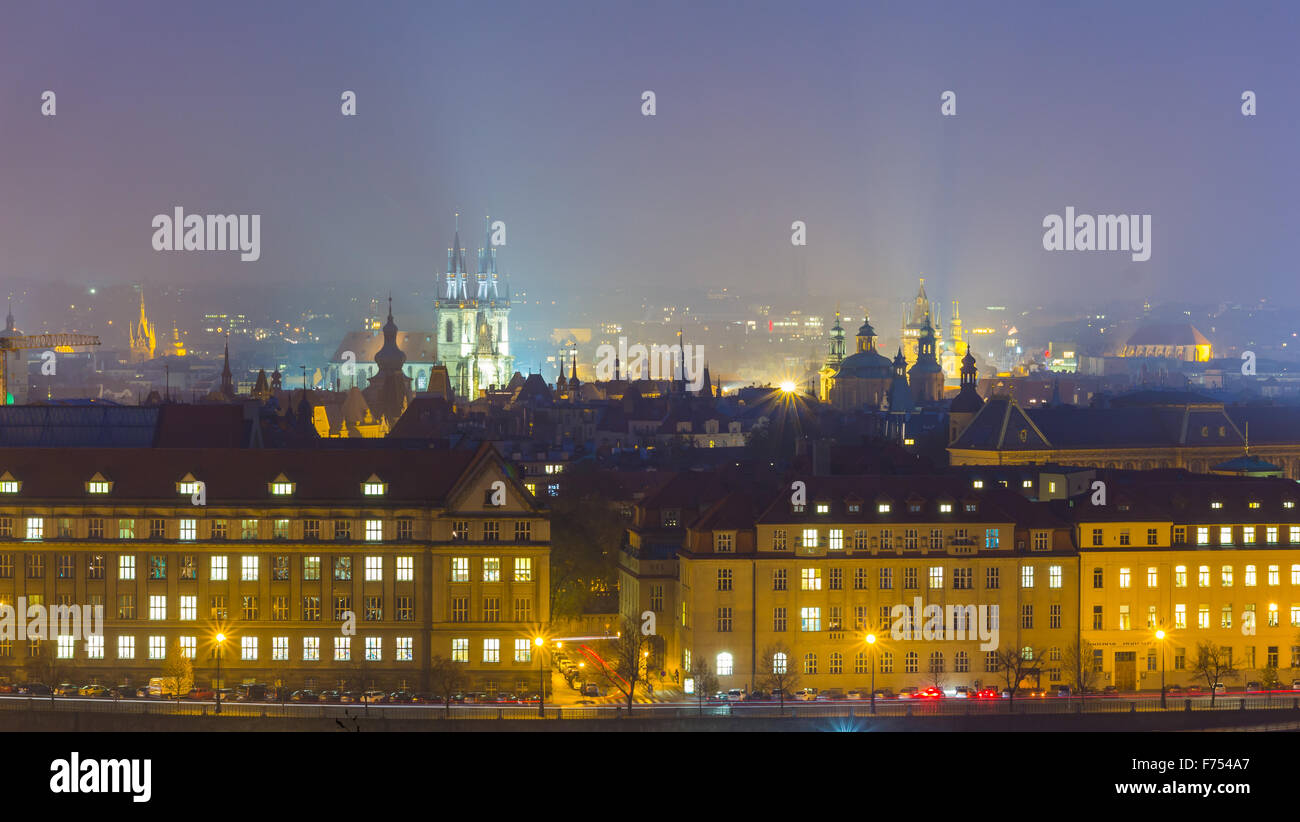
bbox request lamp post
[865,633,877,715]
[214,632,226,715]
[534,636,545,717]
[1155,629,1167,709]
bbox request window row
[0,553,418,582]
[1094,563,1300,589]
[761,564,1063,591]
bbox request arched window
[716,652,733,677]
[772,652,787,675]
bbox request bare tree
[759,645,801,714]
[995,644,1043,712]
[589,616,656,714]
[687,657,718,716]
[428,655,467,718]
[1062,638,1101,708]
[1190,641,1239,706]
[163,638,194,697]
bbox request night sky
[1,0,1296,310]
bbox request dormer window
[177,472,200,496]
[877,503,891,514]
[939,503,953,513]
[815,503,829,514]
[1248,501,1261,509]
[848,503,861,513]
[972,480,984,489]
[1210,501,1223,510]
[0,471,19,494]
[1285,500,1295,509]
[269,473,295,496]
[86,472,112,495]
[362,474,387,496]
[1022,480,1033,489]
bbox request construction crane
[0,333,102,404]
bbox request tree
[590,616,656,714]
[547,465,625,620]
[687,657,718,716]
[1189,640,1239,706]
[163,639,194,697]
[24,642,65,701]
[759,645,801,715]
[428,655,467,718]
[1062,639,1101,708]
[1259,664,1280,701]
[995,644,1043,712]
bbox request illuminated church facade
[433,216,514,399]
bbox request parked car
[1026,688,1048,698]
[973,687,1001,699]
[953,687,970,699]
[917,686,945,699]
[1102,686,1119,698]
[794,688,819,701]
[1291,680,1300,691]
[1212,682,1227,695]
[581,683,601,697]
[184,687,215,700]
[289,689,318,702]
[725,688,745,702]
[318,690,342,703]
[78,684,110,698]
[235,684,268,702]
[872,688,896,700]
[360,689,386,704]
[388,691,414,704]
[1245,681,1263,693]
[18,683,52,696]
[896,687,918,699]
[845,689,866,700]
[53,682,79,696]
[340,691,361,704]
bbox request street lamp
[534,636,545,717]
[214,632,226,715]
[865,633,877,715]
[1155,629,1167,709]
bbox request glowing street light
[779,380,798,394]
[533,635,546,717]
[214,632,227,715]
[1155,628,1167,708]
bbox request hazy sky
[1,0,1297,313]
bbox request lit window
[514,638,532,663]
[802,529,818,548]
[396,637,413,662]
[86,635,104,660]
[483,558,501,582]
[1021,566,1034,588]
[363,482,387,496]
[365,556,382,581]
[972,480,984,489]
[939,503,952,513]
[451,638,468,663]
[241,555,259,581]
[801,568,821,591]
[25,518,42,540]
[365,637,381,661]
[716,652,733,676]
[241,637,258,661]
[118,555,136,581]
[148,636,166,660]
[1118,568,1130,588]
[483,638,500,663]
[396,556,413,581]
[1049,565,1062,589]
[117,636,135,659]
[451,557,469,582]
[57,635,75,659]
[303,637,320,661]
[334,636,351,661]
[210,556,228,581]
[149,595,166,620]
[365,520,383,541]
[88,481,110,495]
[179,519,196,541]
[877,503,891,513]
[272,636,289,661]
[180,595,196,621]
[815,503,829,514]
[514,557,532,582]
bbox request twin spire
[443,212,500,301]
